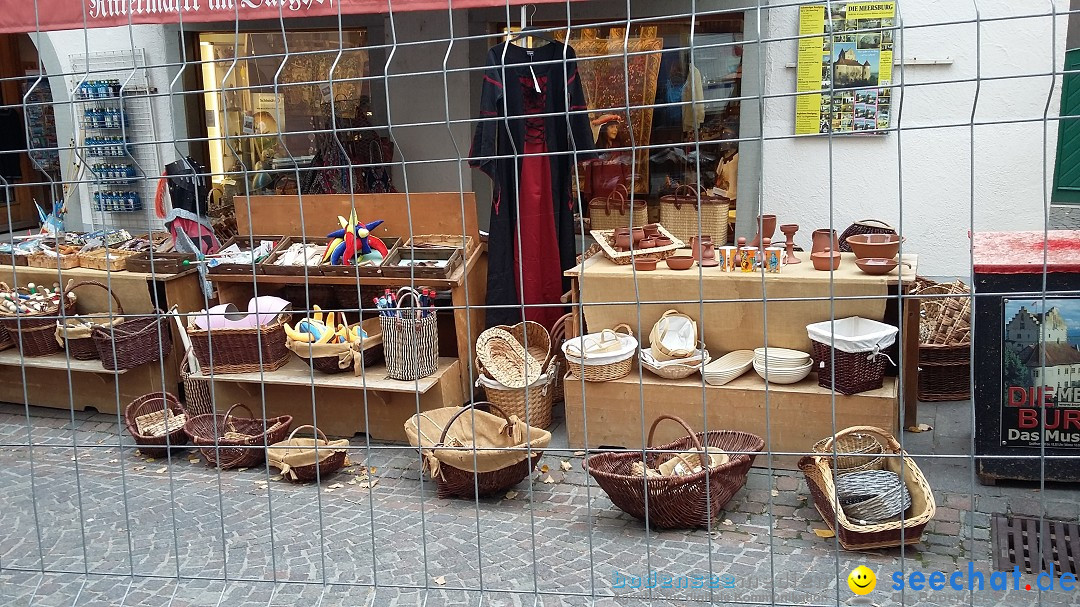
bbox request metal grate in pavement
[991,514,1080,575]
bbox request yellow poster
[796,1,895,135]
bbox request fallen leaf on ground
[144,458,155,463]
[722,519,733,526]
[133,465,145,472]
[906,423,933,433]
[237,467,248,472]
[348,478,357,485]
[573,451,585,456]
[358,479,379,489]
[504,490,518,500]
[560,460,572,471]
[134,450,142,456]
[108,459,118,464]
[813,528,836,538]
[542,475,555,484]
[540,464,549,474]
[433,576,446,586]
[328,483,344,490]
[369,466,377,475]
[270,475,283,481]
[771,489,779,497]
[155,466,167,474]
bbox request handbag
[649,309,699,362]
[588,185,647,231]
[659,184,731,244]
[380,287,439,381]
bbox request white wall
[31,24,186,232]
[760,0,1069,277]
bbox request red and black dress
[468,42,595,331]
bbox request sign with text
[1000,297,1080,448]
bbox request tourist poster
[795,2,895,135]
[1000,297,1080,449]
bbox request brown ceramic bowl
[846,234,904,260]
[643,223,661,237]
[637,238,656,249]
[614,233,632,249]
[614,227,630,235]
[633,258,657,271]
[855,257,898,275]
[654,237,674,247]
[665,255,695,270]
[631,227,646,243]
[810,250,842,271]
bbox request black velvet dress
[469,42,595,330]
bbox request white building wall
[760,0,1069,277]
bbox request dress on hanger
[682,64,705,133]
[469,42,595,330]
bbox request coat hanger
[508,5,559,47]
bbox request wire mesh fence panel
[0,1,1079,607]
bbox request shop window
[1053,48,1080,204]
[198,31,376,196]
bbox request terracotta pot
[654,237,674,247]
[812,229,840,254]
[632,228,645,244]
[846,234,904,260]
[810,248,842,271]
[689,235,713,261]
[643,223,661,237]
[749,214,777,248]
[637,238,656,249]
[614,227,631,236]
[633,258,657,271]
[615,233,632,249]
[665,255,695,270]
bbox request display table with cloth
[562,250,921,468]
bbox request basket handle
[646,414,708,470]
[69,280,125,318]
[605,187,626,216]
[823,425,901,454]
[395,287,423,310]
[612,323,633,337]
[437,401,514,445]
[223,403,255,426]
[670,184,701,210]
[855,219,894,230]
[287,424,328,443]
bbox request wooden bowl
[633,258,657,271]
[855,257,898,275]
[665,255,695,270]
[846,234,903,260]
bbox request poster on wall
[1000,298,1080,449]
[795,2,895,135]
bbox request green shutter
[1053,48,1080,204]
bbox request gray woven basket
[834,469,911,523]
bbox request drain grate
[991,514,1080,575]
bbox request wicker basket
[405,402,550,499]
[589,186,648,231]
[0,324,12,352]
[548,313,574,402]
[589,226,685,265]
[838,220,896,253]
[78,248,138,271]
[27,252,79,269]
[918,363,971,402]
[812,431,885,475]
[268,425,349,482]
[800,425,936,550]
[835,469,912,523]
[477,370,556,430]
[583,415,764,529]
[658,185,731,245]
[55,281,127,361]
[563,324,637,382]
[0,283,77,357]
[184,403,293,469]
[180,349,214,416]
[811,341,888,395]
[639,347,710,379]
[124,391,188,457]
[93,310,172,371]
[186,314,291,374]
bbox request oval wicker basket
[812,431,885,475]
[476,326,545,389]
[835,469,912,523]
[184,403,293,469]
[0,282,78,357]
[562,324,637,382]
[476,370,555,429]
[124,391,188,457]
[268,425,349,483]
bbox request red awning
[0,0,574,35]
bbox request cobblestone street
[1,400,1077,607]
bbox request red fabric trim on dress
[484,75,503,88]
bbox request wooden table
[0,265,204,413]
[563,250,922,448]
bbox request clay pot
[749,214,777,248]
[855,257,898,275]
[846,234,904,260]
[615,233,632,249]
[614,227,631,236]
[812,229,840,254]
[632,228,646,244]
[665,255,695,270]
[643,223,661,237]
[810,248,842,271]
[638,238,657,249]
[689,235,714,261]
[633,258,657,271]
[654,237,674,247]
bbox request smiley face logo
[847,566,876,595]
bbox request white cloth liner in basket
[806,317,899,360]
[562,329,638,366]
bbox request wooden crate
[78,248,138,272]
[208,235,284,275]
[260,236,328,277]
[381,247,462,280]
[125,251,196,274]
[321,238,401,278]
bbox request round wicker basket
[835,469,911,522]
[813,432,885,475]
[562,324,637,382]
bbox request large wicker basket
[93,310,172,371]
[186,314,291,374]
[800,426,936,550]
[54,281,125,361]
[589,186,648,231]
[404,402,550,499]
[475,321,557,428]
[124,391,188,457]
[268,425,349,482]
[0,282,77,357]
[583,415,764,529]
[659,185,731,245]
[180,349,214,416]
[184,403,293,469]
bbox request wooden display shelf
[0,350,127,374]
[563,369,900,471]
[207,252,471,289]
[189,356,457,394]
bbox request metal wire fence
[1,1,1079,606]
